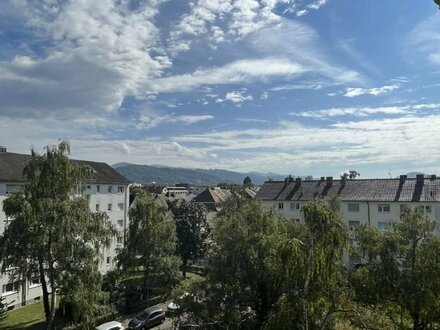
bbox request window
[117,236,123,244]
[117,203,124,211]
[108,186,113,193]
[97,185,100,193]
[290,203,300,210]
[87,185,91,190]
[6,184,23,194]
[2,281,20,294]
[118,186,124,193]
[95,204,100,212]
[278,202,284,210]
[107,204,112,212]
[291,218,300,223]
[378,204,390,213]
[348,220,360,229]
[348,203,360,212]
[106,257,111,265]
[29,278,41,287]
[426,205,432,213]
[86,194,91,203]
[117,220,124,228]
[378,222,388,231]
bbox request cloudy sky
[1,0,440,178]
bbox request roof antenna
[388,169,392,179]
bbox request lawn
[0,302,47,330]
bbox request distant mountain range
[113,163,289,185]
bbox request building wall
[0,182,129,308]
[261,199,440,267]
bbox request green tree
[351,206,440,330]
[117,188,180,296]
[243,176,252,186]
[265,196,348,330]
[0,141,115,329]
[176,201,305,329]
[170,201,210,278]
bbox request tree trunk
[182,259,187,278]
[38,257,50,321]
[46,262,56,330]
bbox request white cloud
[260,91,269,100]
[136,113,214,129]
[0,0,169,118]
[150,57,304,93]
[292,104,440,119]
[343,84,400,98]
[408,14,440,67]
[225,90,254,103]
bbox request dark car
[128,306,165,329]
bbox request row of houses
[255,175,440,267]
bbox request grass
[0,301,64,330]
[170,272,204,298]
[0,302,47,330]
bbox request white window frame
[378,204,390,213]
[117,186,124,193]
[348,203,360,212]
[278,202,284,210]
[117,203,124,211]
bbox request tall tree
[170,201,210,278]
[351,206,440,330]
[175,201,305,329]
[117,188,180,295]
[0,141,115,329]
[243,176,252,186]
[265,196,348,330]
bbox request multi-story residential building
[255,175,440,267]
[0,147,130,308]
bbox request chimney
[399,175,407,184]
[416,174,424,185]
[295,177,302,185]
[320,176,325,181]
[326,176,333,185]
[0,146,6,153]
[430,174,437,180]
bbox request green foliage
[0,141,116,329]
[117,187,180,294]
[243,176,252,186]
[351,206,440,330]
[170,201,210,277]
[176,198,348,329]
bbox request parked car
[128,306,165,329]
[95,321,125,330]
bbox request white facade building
[0,148,130,308]
[256,175,440,267]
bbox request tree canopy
[351,206,440,330]
[0,141,116,329]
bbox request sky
[1,0,440,178]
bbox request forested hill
[113,164,286,185]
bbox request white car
[95,321,125,330]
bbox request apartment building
[0,148,130,308]
[255,175,440,267]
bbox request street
[117,301,176,330]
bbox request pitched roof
[255,177,440,202]
[0,152,130,185]
[193,187,232,211]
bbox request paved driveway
[117,301,176,330]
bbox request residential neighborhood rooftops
[0,151,130,185]
[255,176,440,202]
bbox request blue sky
[1,0,440,178]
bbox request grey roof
[255,177,440,202]
[0,152,130,185]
